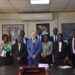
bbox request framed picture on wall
[2,24,24,41]
[36,23,50,36]
[62,23,75,40]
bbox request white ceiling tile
[10,0,31,9]
[49,0,70,11]
[64,0,75,11]
[0,0,74,13]
[51,0,69,3]
[31,4,49,12]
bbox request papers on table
[58,65,72,69]
[1,51,6,57]
[38,63,49,69]
[19,67,23,70]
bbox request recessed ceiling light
[30,0,50,4]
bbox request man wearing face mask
[27,31,41,66]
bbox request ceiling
[0,0,75,13]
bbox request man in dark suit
[11,35,28,65]
[15,30,28,46]
[68,29,75,69]
[20,30,28,46]
[27,31,41,66]
[50,28,58,43]
[36,28,44,42]
[52,33,69,66]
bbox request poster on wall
[62,23,75,39]
[36,23,50,36]
[2,24,24,41]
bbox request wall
[58,12,75,33]
[0,12,75,41]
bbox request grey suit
[40,41,53,64]
[41,41,53,56]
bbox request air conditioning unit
[21,13,53,21]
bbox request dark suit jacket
[15,37,28,46]
[11,42,28,65]
[22,37,28,46]
[36,35,44,42]
[50,36,58,43]
[68,38,74,60]
[52,42,68,59]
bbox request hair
[31,31,36,34]
[2,34,8,40]
[37,28,41,31]
[20,30,25,35]
[17,34,22,38]
[44,34,49,40]
[58,33,63,38]
[53,27,58,31]
[44,34,49,37]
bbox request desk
[0,65,75,75]
[16,66,46,75]
[0,56,13,66]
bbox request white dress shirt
[72,38,75,54]
[58,42,62,52]
[18,43,21,51]
[37,35,42,41]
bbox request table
[0,65,75,75]
[16,66,46,75]
[0,56,13,66]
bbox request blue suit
[27,38,41,65]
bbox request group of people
[0,28,75,69]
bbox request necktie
[74,39,75,50]
[55,35,56,42]
[33,42,35,46]
[18,44,21,51]
[33,39,35,48]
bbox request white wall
[58,12,75,33]
[0,12,75,41]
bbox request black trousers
[40,55,52,64]
[55,58,65,66]
[72,54,75,68]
